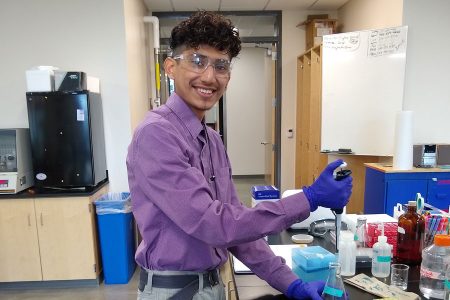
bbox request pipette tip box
[292,246,336,282]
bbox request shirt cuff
[268,266,300,294]
[279,192,311,228]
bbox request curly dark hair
[169,11,241,59]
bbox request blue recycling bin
[94,192,136,284]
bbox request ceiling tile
[265,0,316,10]
[310,0,349,10]
[144,0,173,12]
[144,0,349,12]
[171,0,220,11]
[220,0,267,11]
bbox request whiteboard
[321,26,408,156]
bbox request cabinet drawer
[427,179,450,209]
[386,180,428,214]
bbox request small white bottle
[371,235,392,278]
[338,231,356,276]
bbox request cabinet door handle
[227,280,233,291]
[40,213,43,226]
[227,280,234,299]
[229,288,235,299]
[28,214,31,227]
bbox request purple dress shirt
[126,93,312,293]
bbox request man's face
[164,45,231,120]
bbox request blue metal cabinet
[364,165,450,216]
[427,179,450,209]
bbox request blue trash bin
[94,192,136,284]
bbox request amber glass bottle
[396,201,425,265]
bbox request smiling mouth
[196,87,215,95]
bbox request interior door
[264,45,276,185]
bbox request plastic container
[94,192,135,284]
[371,235,392,278]
[419,234,450,299]
[292,246,336,282]
[444,263,450,300]
[338,231,356,276]
[355,216,367,248]
[396,201,425,265]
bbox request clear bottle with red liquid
[396,201,425,265]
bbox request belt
[139,268,220,299]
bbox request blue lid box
[291,246,336,282]
[251,185,280,200]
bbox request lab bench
[232,230,424,299]
[364,163,450,216]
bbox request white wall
[338,0,403,32]
[0,0,133,192]
[280,10,336,192]
[226,47,268,175]
[402,0,450,144]
[338,0,450,145]
[124,0,151,131]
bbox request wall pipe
[143,16,161,108]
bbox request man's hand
[286,279,325,300]
[302,159,352,211]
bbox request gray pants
[137,269,226,300]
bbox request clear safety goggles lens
[173,53,231,77]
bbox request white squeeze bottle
[371,223,392,278]
[338,231,356,276]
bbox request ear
[164,57,176,80]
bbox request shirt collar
[166,92,204,139]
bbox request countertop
[0,179,108,199]
[364,162,450,173]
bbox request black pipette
[333,164,352,253]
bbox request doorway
[153,11,282,188]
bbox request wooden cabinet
[0,198,42,281]
[0,185,107,282]
[219,254,237,300]
[295,45,327,188]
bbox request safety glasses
[172,53,232,77]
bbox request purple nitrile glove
[286,279,325,300]
[302,159,352,212]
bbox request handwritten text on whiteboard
[368,28,406,57]
[323,32,360,51]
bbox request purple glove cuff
[286,279,302,299]
[302,186,318,212]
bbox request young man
[127,11,352,300]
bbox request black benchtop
[0,179,108,199]
[235,229,425,300]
